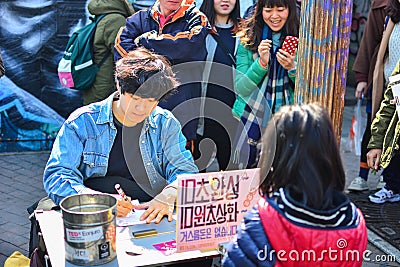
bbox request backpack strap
[210,33,236,67]
[92,12,124,68]
[97,51,111,67]
[384,15,389,31]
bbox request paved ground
[0,152,49,265]
[0,89,399,266]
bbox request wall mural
[0,0,88,152]
[0,0,369,152]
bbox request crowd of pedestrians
[349,0,400,204]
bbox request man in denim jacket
[43,48,198,223]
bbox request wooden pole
[295,0,353,145]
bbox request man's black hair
[115,48,179,100]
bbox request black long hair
[200,0,241,33]
[238,0,299,52]
[258,103,345,210]
[386,0,400,23]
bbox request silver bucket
[60,194,117,266]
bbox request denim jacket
[43,93,198,205]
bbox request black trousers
[360,112,372,166]
[382,152,400,193]
[194,119,237,172]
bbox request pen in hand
[114,183,129,201]
[114,184,135,214]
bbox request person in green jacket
[231,0,299,168]
[232,0,299,120]
[83,0,134,105]
[367,59,400,204]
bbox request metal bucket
[60,194,117,266]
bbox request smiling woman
[262,6,289,32]
[231,0,300,168]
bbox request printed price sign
[176,169,260,252]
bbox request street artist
[43,48,198,223]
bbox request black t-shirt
[105,117,153,202]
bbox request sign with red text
[176,169,261,252]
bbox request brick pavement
[0,152,49,265]
[0,103,399,266]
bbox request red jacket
[258,197,368,267]
[222,190,367,267]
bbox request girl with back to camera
[223,103,368,267]
[195,0,241,171]
[232,0,299,168]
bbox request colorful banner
[177,169,261,252]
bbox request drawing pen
[115,183,135,213]
[114,183,129,201]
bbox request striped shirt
[270,188,359,228]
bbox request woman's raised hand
[258,39,272,68]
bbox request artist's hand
[116,196,134,218]
[367,148,382,171]
[277,49,296,70]
[134,187,177,224]
[258,39,272,68]
[355,82,367,99]
[79,189,132,217]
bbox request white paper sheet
[116,200,156,226]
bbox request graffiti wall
[0,0,89,152]
[0,0,370,152]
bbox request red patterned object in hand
[281,36,299,56]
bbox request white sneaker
[348,177,369,191]
[369,187,400,204]
[376,175,386,189]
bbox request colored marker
[115,183,135,213]
[114,183,129,201]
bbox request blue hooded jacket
[114,0,210,140]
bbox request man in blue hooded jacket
[114,0,210,151]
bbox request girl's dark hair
[386,0,400,24]
[115,48,179,100]
[200,0,241,33]
[239,0,299,52]
[258,103,345,210]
